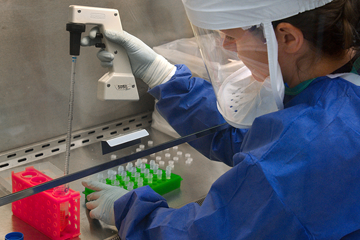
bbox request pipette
[64,23,85,193]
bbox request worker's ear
[275,22,304,54]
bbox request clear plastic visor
[192,24,281,128]
[192,24,270,93]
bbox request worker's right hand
[81,27,175,88]
[82,180,129,226]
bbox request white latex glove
[82,180,129,226]
[81,27,175,88]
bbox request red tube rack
[11,166,80,240]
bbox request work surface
[0,128,231,239]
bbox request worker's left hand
[82,180,129,225]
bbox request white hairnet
[182,0,333,30]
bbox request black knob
[66,23,86,56]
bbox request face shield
[182,0,333,128]
[192,24,283,128]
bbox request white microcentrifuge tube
[164,148,170,152]
[185,153,191,158]
[152,164,159,172]
[113,180,120,186]
[111,154,117,160]
[173,157,179,162]
[109,175,116,185]
[150,153,156,158]
[124,176,130,185]
[126,182,134,191]
[137,178,144,187]
[156,156,162,162]
[144,168,150,178]
[134,172,141,182]
[150,160,155,166]
[148,140,154,147]
[52,185,69,231]
[142,158,148,163]
[168,160,174,166]
[147,173,153,184]
[177,151,183,157]
[139,144,145,150]
[97,173,104,182]
[136,148,142,152]
[136,159,142,167]
[130,167,137,177]
[126,162,133,171]
[140,163,146,173]
[118,166,125,174]
[156,169,163,180]
[159,161,165,167]
[173,146,179,151]
[165,153,171,159]
[120,171,127,180]
[166,166,172,179]
[185,158,194,165]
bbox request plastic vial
[185,153,191,158]
[172,146,179,151]
[107,169,114,177]
[136,148,142,152]
[173,156,179,162]
[150,153,156,158]
[156,169,163,180]
[130,167,137,177]
[140,163,146,173]
[147,173,153,184]
[142,158,148,164]
[152,164,159,172]
[113,180,120,186]
[136,159,142,167]
[126,182,134,191]
[185,158,193,165]
[139,144,145,150]
[148,140,154,147]
[166,166,172,179]
[120,171,127,180]
[53,186,69,232]
[97,173,104,182]
[156,156,162,162]
[123,176,130,185]
[109,175,116,185]
[165,153,171,159]
[134,172,141,182]
[126,162,133,171]
[118,166,125,174]
[111,154,117,160]
[159,161,165,167]
[177,151,183,157]
[164,148,170,152]
[137,178,144,187]
[149,160,156,166]
[168,160,174,166]
[144,168,150,178]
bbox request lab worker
[82,0,360,239]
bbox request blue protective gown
[114,64,360,239]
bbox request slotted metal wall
[0,0,193,155]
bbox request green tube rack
[84,164,182,201]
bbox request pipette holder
[11,167,80,240]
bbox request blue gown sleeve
[114,153,308,240]
[148,64,248,166]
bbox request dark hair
[273,0,360,58]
